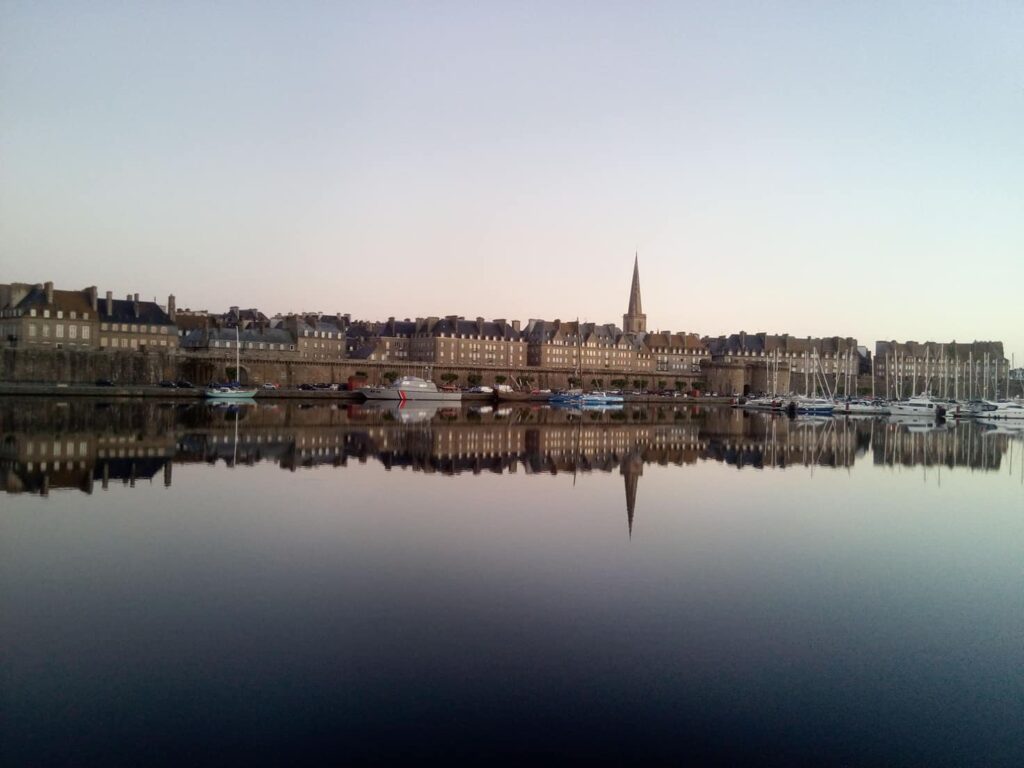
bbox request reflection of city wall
[1,400,1020,498]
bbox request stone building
[644,331,708,375]
[874,340,1009,399]
[702,332,862,396]
[407,316,527,368]
[0,282,99,350]
[523,319,653,375]
[98,292,177,350]
[285,314,349,360]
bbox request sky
[1,1,1022,361]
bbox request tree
[610,378,627,389]
[657,380,667,390]
[568,376,582,387]
[441,372,458,384]
[495,375,507,384]
[467,372,482,386]
[383,370,399,383]
[633,379,648,390]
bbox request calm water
[2,398,1022,766]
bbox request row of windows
[28,323,91,340]
[212,340,293,351]
[99,338,174,348]
[100,323,169,334]
[27,309,92,320]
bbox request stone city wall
[1,348,704,391]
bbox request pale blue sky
[1,2,1021,360]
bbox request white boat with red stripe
[358,375,462,402]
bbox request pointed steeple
[623,252,647,334]
[628,252,643,315]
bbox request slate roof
[100,298,174,326]
[14,286,95,317]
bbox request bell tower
[623,253,647,334]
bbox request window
[100,338,108,348]
[70,311,76,319]
[130,325,138,333]
[30,309,37,317]
[82,326,90,340]
[69,325,77,339]
[55,325,64,338]
[43,310,50,318]
[56,311,63,319]
[29,324,37,337]
[101,323,108,331]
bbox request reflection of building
[621,452,643,538]
[3,402,1019,545]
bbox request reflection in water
[2,399,1022,533]
[3,397,1023,766]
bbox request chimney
[512,320,521,333]
[87,286,98,312]
[105,291,113,316]
[44,281,53,304]
[133,293,140,318]
[167,294,176,321]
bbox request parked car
[158,380,177,388]
[94,378,114,387]
[175,379,194,389]
[298,383,316,391]
[261,383,279,390]
[467,385,494,394]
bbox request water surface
[2,399,1022,766]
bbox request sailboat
[205,325,258,400]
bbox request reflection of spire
[623,253,647,334]
[620,453,643,539]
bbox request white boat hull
[205,388,258,400]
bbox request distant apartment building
[407,316,526,367]
[0,282,99,350]
[97,292,177,350]
[181,325,296,354]
[523,319,653,373]
[644,331,708,374]
[874,340,1009,399]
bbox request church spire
[623,252,647,334]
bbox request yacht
[888,396,946,418]
[792,397,835,415]
[834,399,890,415]
[358,376,462,402]
[205,385,258,400]
[979,400,1024,420]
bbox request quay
[0,382,734,405]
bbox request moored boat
[359,376,462,402]
[205,385,258,400]
[834,399,890,415]
[979,400,1024,420]
[888,396,946,418]
[792,397,835,415]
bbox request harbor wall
[0,349,702,391]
